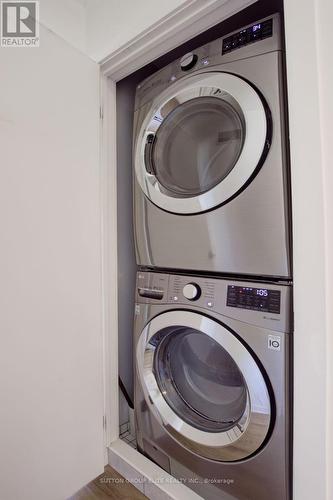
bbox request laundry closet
[0,0,331,499]
[116,1,291,498]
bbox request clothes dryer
[133,14,291,279]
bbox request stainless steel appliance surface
[134,270,292,500]
[133,14,291,279]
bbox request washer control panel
[136,271,292,333]
[226,285,281,314]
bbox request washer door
[135,72,270,214]
[137,310,272,462]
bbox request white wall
[284,0,332,498]
[38,0,189,61]
[40,0,87,53]
[85,0,188,61]
[316,1,333,498]
[0,24,104,500]
[38,0,256,64]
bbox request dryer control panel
[134,14,281,110]
[222,19,273,54]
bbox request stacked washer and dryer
[132,13,292,500]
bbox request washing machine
[134,270,292,500]
[133,14,291,279]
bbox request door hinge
[103,415,107,430]
[100,106,104,120]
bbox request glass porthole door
[136,310,272,461]
[135,72,269,214]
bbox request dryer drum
[150,96,245,198]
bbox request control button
[231,35,239,49]
[183,283,201,301]
[173,296,178,301]
[222,36,233,54]
[180,53,198,71]
[207,301,213,308]
[238,29,247,45]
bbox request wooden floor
[70,465,148,500]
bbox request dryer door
[134,72,270,214]
[137,310,272,462]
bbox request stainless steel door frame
[136,310,271,461]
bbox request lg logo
[268,335,281,351]
[1,1,39,46]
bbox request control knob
[180,52,198,71]
[183,283,201,301]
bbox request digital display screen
[222,18,273,54]
[226,285,281,314]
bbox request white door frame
[99,0,332,498]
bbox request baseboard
[108,439,202,500]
